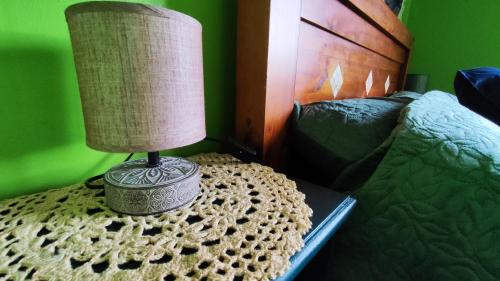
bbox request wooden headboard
[235,0,413,168]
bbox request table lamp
[65,2,205,215]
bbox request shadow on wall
[167,0,237,139]
[0,46,81,160]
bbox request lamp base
[103,156,200,215]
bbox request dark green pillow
[290,91,421,187]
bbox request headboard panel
[346,0,413,48]
[235,0,413,168]
[295,21,403,103]
[302,0,408,62]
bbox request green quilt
[331,91,500,281]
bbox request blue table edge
[275,196,357,281]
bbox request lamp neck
[146,151,161,168]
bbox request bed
[234,0,500,280]
[235,0,412,167]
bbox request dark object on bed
[454,67,500,125]
[290,91,421,188]
[404,74,428,93]
[385,0,403,15]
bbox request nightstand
[276,178,356,281]
[0,154,354,280]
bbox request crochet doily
[0,153,312,281]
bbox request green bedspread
[332,91,500,281]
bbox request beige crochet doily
[0,153,312,281]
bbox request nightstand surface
[0,155,353,281]
[0,154,315,281]
[276,178,356,281]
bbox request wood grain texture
[344,0,413,48]
[235,0,412,168]
[262,0,302,166]
[295,22,402,104]
[301,0,406,63]
[235,0,270,156]
[235,0,301,166]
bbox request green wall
[167,0,237,140]
[0,0,236,199]
[406,0,500,93]
[399,0,412,24]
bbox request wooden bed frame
[235,0,413,169]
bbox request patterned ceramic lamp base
[104,157,200,215]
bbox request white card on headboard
[365,70,373,96]
[385,75,391,94]
[329,64,343,98]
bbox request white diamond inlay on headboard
[329,64,343,98]
[385,75,391,94]
[365,70,373,96]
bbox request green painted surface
[167,0,237,141]
[0,0,236,199]
[406,0,500,93]
[399,0,412,24]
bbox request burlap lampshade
[65,2,205,153]
[65,2,205,215]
